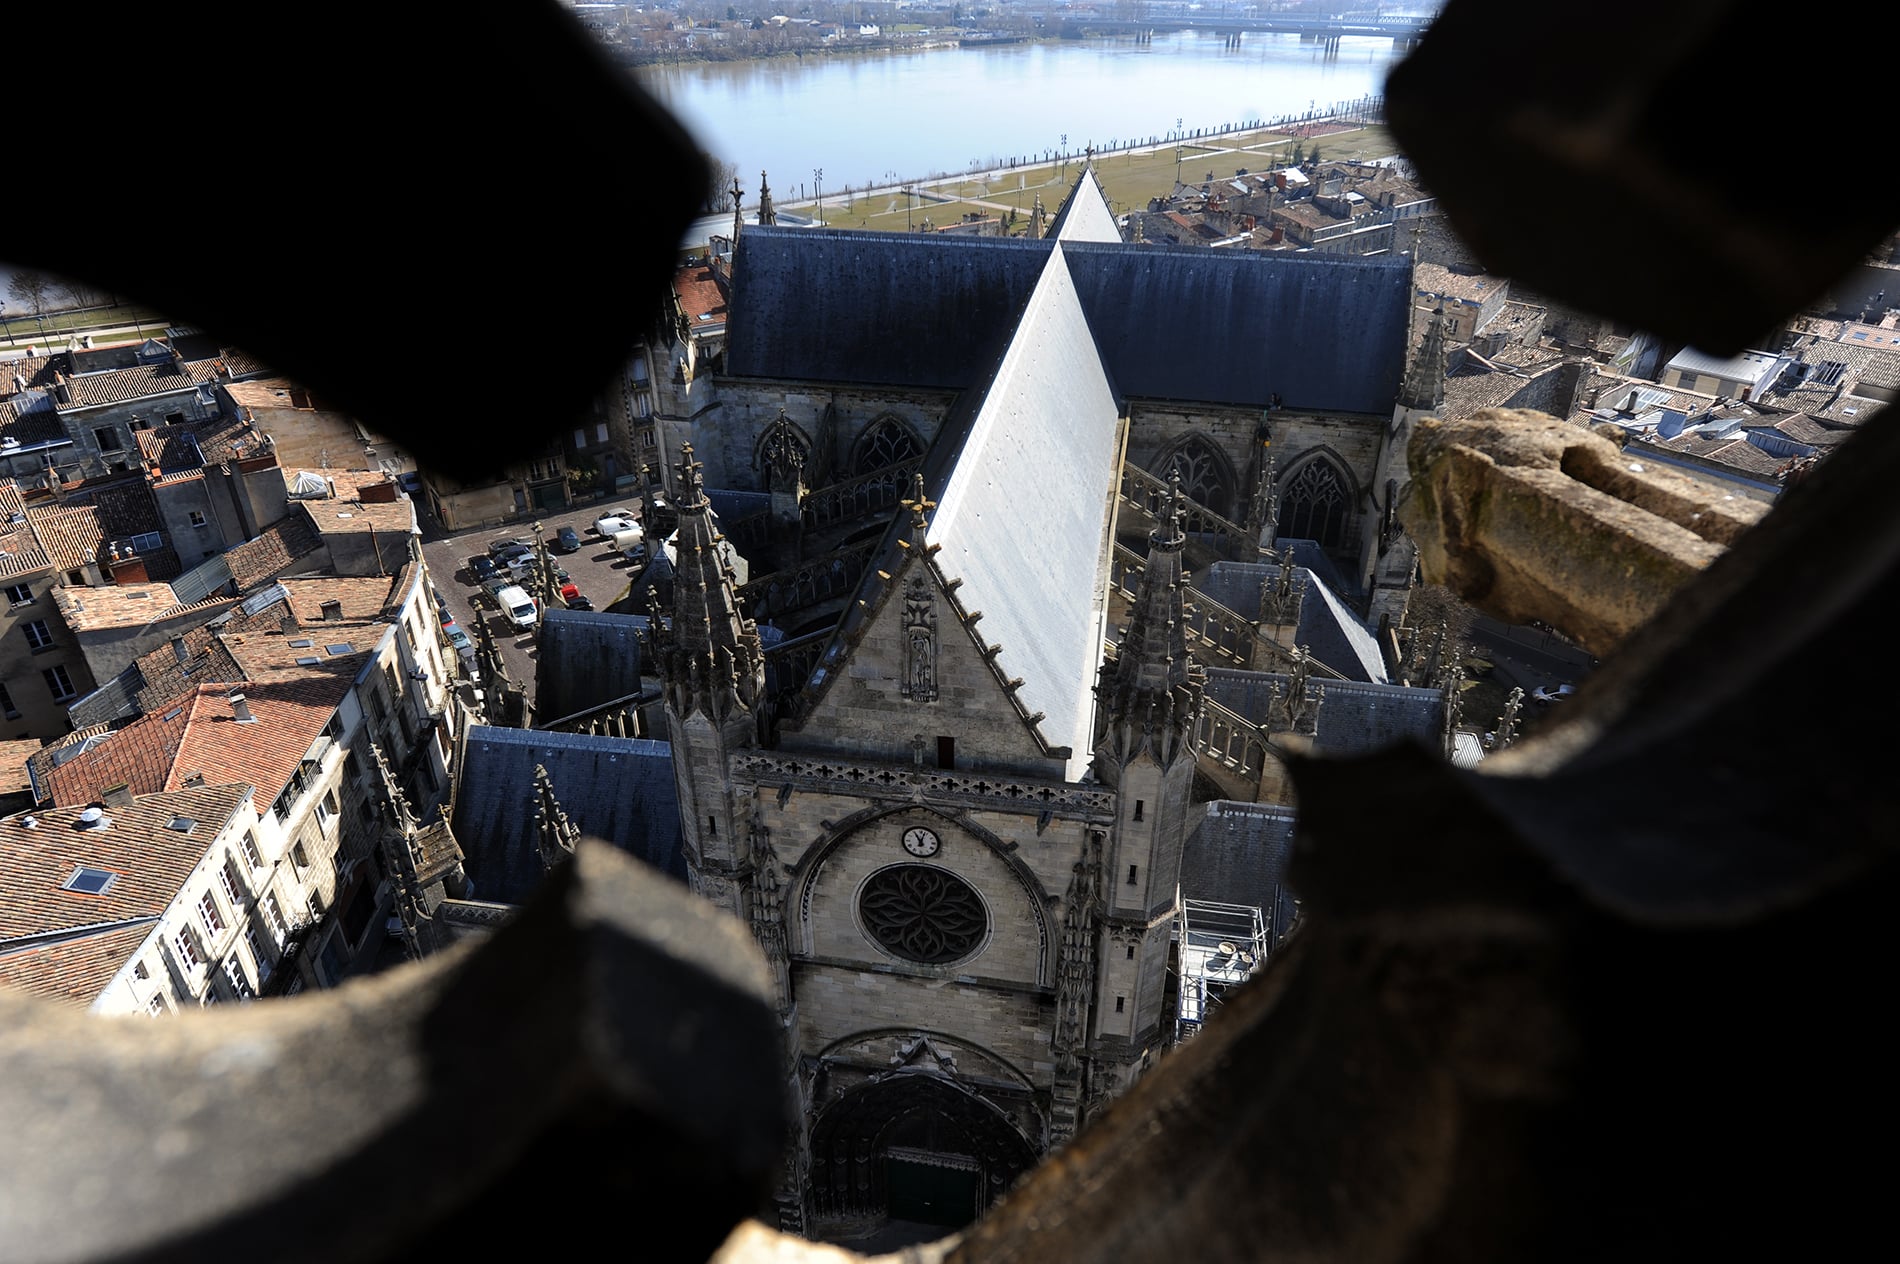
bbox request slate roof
[451,727,684,906]
[0,394,68,449]
[727,227,1050,389]
[1197,560,1388,682]
[533,608,646,725]
[1060,242,1412,414]
[0,920,157,1008]
[1180,800,1300,920]
[0,783,250,942]
[1206,667,1445,755]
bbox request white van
[612,526,645,559]
[495,584,539,629]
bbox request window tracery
[859,865,987,964]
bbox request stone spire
[730,173,744,243]
[1030,193,1046,241]
[1098,473,1205,765]
[653,442,764,724]
[757,171,777,227]
[1492,686,1525,751]
[1402,303,1448,411]
[533,763,580,871]
[369,741,429,959]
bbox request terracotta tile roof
[277,574,400,623]
[38,700,197,806]
[0,521,49,582]
[299,495,416,538]
[0,354,60,400]
[225,513,322,591]
[164,674,354,802]
[0,920,159,1008]
[674,263,728,329]
[0,783,251,942]
[23,505,103,572]
[132,625,248,716]
[1645,431,1787,477]
[1416,262,1506,303]
[51,582,234,632]
[52,358,217,409]
[0,738,43,797]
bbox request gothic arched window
[852,416,924,475]
[1157,435,1236,519]
[859,865,988,964]
[1278,457,1352,549]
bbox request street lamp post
[0,301,11,346]
[905,186,914,232]
[1176,115,1184,183]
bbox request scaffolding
[1174,899,1269,1044]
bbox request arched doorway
[808,1074,1040,1231]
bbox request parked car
[1530,684,1577,705]
[556,525,581,553]
[595,513,636,537]
[495,584,539,629]
[397,470,423,495]
[483,575,514,604]
[559,581,594,611]
[444,626,474,660]
[499,548,536,578]
[467,554,499,584]
[488,537,534,557]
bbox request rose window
[858,865,988,964]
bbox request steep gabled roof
[1205,667,1445,755]
[451,727,683,906]
[923,245,1122,773]
[1048,167,1123,244]
[726,227,1053,387]
[1061,242,1412,413]
[724,224,1414,415]
[1197,560,1389,683]
[533,609,645,725]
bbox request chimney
[171,635,190,664]
[108,546,150,585]
[358,479,399,503]
[102,783,134,808]
[320,599,343,622]
[280,612,301,636]
[183,771,207,788]
[229,692,256,723]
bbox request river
[636,30,1402,203]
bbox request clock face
[901,827,941,858]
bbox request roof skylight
[63,866,117,894]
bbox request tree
[7,269,52,319]
[1309,145,1322,164]
[1290,142,1304,167]
[55,276,102,311]
[702,157,739,213]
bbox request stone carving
[859,865,987,964]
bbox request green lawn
[794,122,1403,236]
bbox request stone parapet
[1401,408,1766,656]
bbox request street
[415,493,653,710]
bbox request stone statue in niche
[901,575,937,702]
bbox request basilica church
[628,169,1458,1237]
